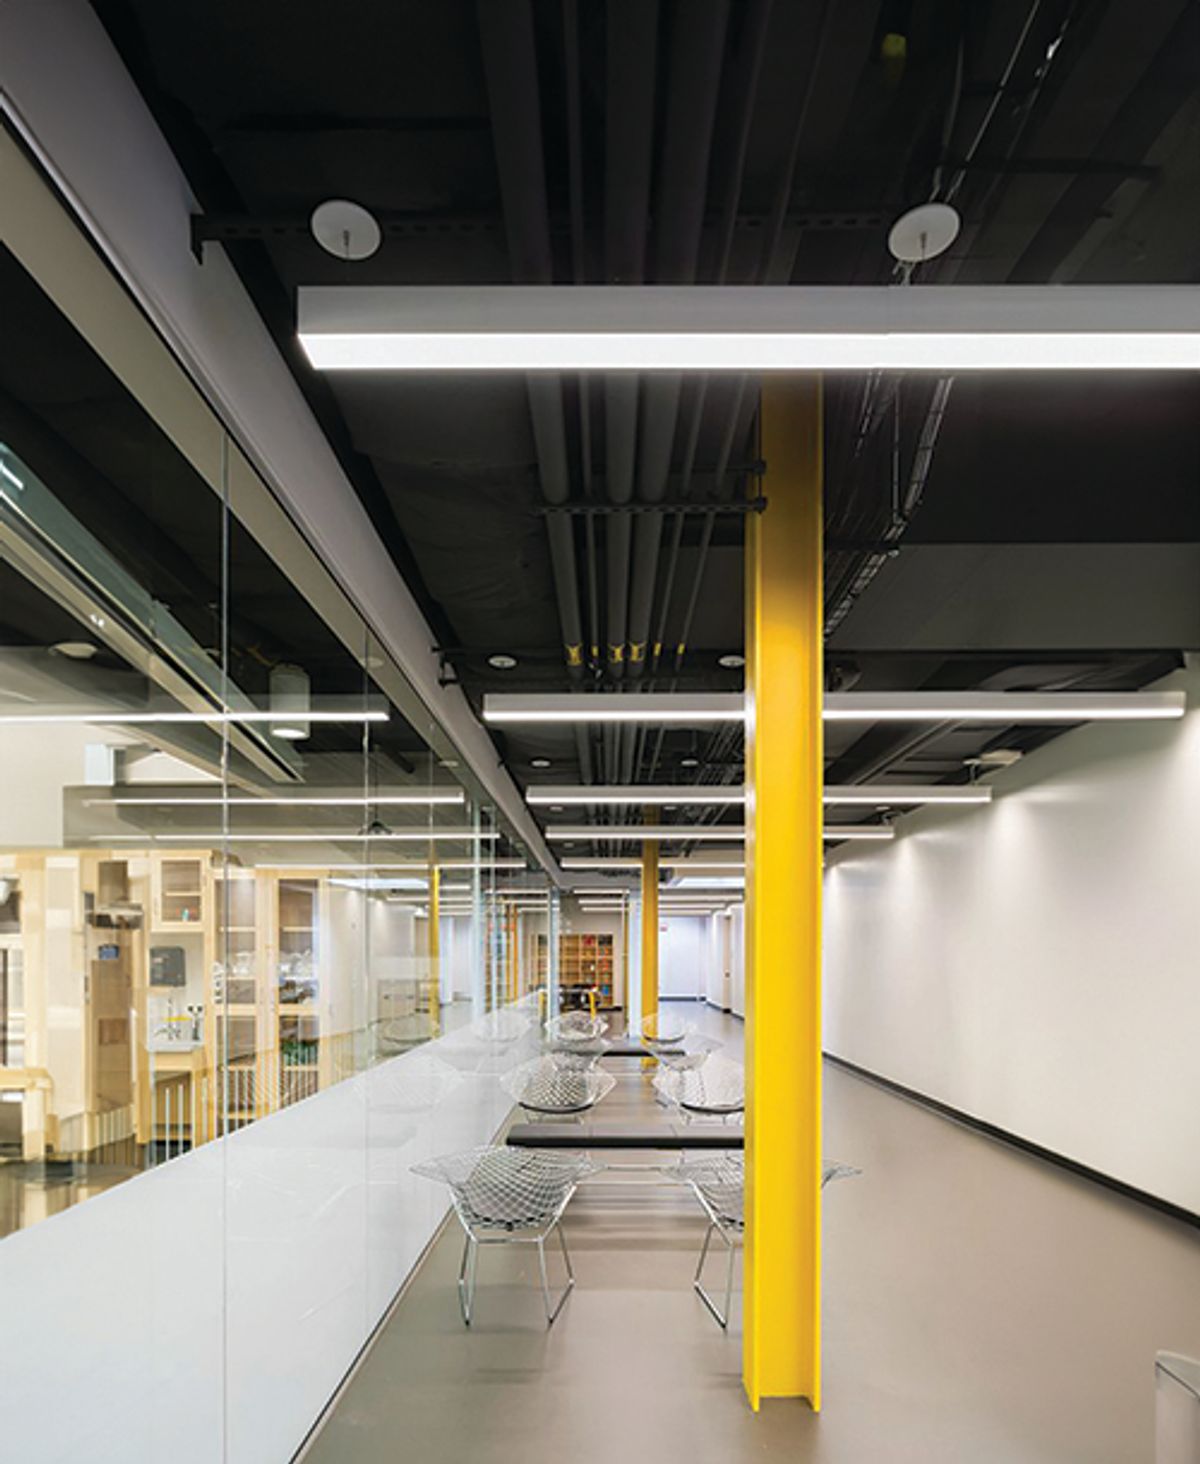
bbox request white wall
[730,904,745,1018]
[659,916,707,999]
[705,911,734,1010]
[825,666,1200,1215]
[0,723,136,846]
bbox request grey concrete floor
[303,1010,1200,1463]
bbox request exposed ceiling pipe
[625,0,733,719]
[644,0,834,783]
[629,0,769,784]
[601,0,660,786]
[476,0,593,784]
[562,0,601,792]
[825,2,1065,636]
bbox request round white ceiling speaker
[310,199,383,261]
[887,202,961,264]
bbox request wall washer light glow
[298,286,1200,373]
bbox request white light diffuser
[254,859,527,871]
[530,781,993,806]
[527,784,742,806]
[106,830,499,844]
[0,709,387,726]
[824,783,992,805]
[94,792,465,808]
[824,691,1185,722]
[485,689,1184,726]
[546,825,743,841]
[485,693,741,725]
[823,826,895,841]
[561,858,745,870]
[298,285,1200,372]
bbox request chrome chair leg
[693,1221,737,1329]
[458,1233,478,1326]
[536,1222,575,1326]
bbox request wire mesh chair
[546,1010,608,1043]
[412,1146,598,1324]
[472,1007,534,1045]
[671,1154,862,1328]
[653,1031,723,1074]
[501,1055,616,1118]
[545,1038,609,1072]
[630,1011,691,1055]
[653,1053,745,1120]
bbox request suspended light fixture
[298,284,1200,373]
[269,664,311,741]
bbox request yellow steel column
[428,866,441,1036]
[640,814,659,1028]
[744,377,823,1411]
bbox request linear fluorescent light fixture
[485,693,741,725]
[253,859,525,871]
[298,285,1200,372]
[824,691,1185,722]
[486,690,1183,726]
[562,858,745,870]
[823,826,895,841]
[546,825,745,841]
[531,782,991,807]
[824,783,992,805]
[107,830,499,844]
[94,792,464,808]
[527,784,743,806]
[0,709,388,726]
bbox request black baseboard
[825,1052,1200,1234]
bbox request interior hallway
[303,1011,1200,1464]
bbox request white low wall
[0,1021,531,1462]
[825,667,1200,1216]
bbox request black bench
[506,1122,742,1150]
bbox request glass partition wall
[0,168,557,1460]
[0,242,539,1243]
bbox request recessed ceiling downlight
[718,653,745,669]
[531,757,551,770]
[310,199,382,261]
[488,654,518,670]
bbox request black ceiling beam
[943,154,1158,181]
[189,209,884,258]
[538,497,765,516]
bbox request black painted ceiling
[84,0,1200,841]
